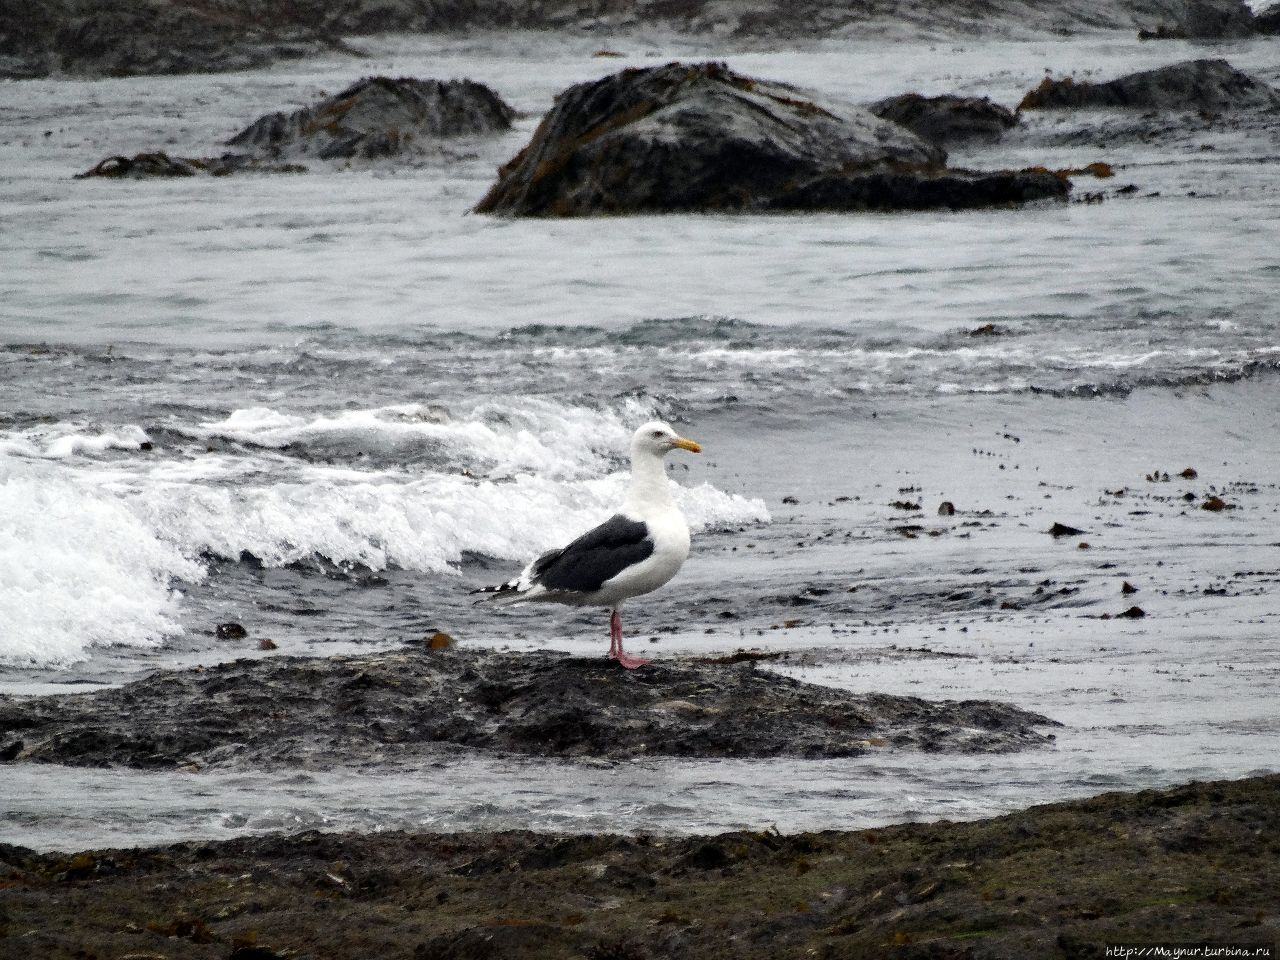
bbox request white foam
[0,401,769,665]
[0,459,203,665]
[42,425,150,458]
[192,398,644,479]
[129,468,767,574]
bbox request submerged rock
[1018,58,1280,113]
[75,151,303,179]
[0,646,1056,769]
[475,61,1068,216]
[869,93,1019,146]
[227,76,516,162]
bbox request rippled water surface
[2,32,1279,850]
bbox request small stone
[215,622,248,640]
[1202,495,1228,512]
[1049,522,1086,537]
[782,495,799,505]
[1117,606,1147,619]
[938,501,956,516]
[1180,467,1198,479]
[1121,581,1138,594]
[258,638,278,651]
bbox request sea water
[2,32,1278,849]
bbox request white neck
[623,449,672,512]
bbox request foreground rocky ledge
[0,647,1055,768]
[2,775,1277,959]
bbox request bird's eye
[651,430,664,438]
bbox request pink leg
[607,609,649,669]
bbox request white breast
[593,505,690,607]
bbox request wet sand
[3,774,1277,959]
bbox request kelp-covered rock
[0,646,1058,769]
[74,151,304,179]
[1019,58,1280,112]
[870,93,1019,146]
[475,61,1066,216]
[4,775,1279,960]
[227,76,516,161]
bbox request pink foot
[609,649,650,670]
[607,609,649,669]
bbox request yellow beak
[672,436,702,453]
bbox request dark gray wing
[531,514,654,594]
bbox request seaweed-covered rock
[870,93,1019,146]
[1019,58,1280,112]
[476,61,1066,216]
[227,76,516,162]
[0,646,1058,769]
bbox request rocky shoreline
[2,774,1277,959]
[0,645,1056,769]
[1,0,1266,80]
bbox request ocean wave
[0,460,203,666]
[181,397,650,478]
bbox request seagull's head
[632,421,701,458]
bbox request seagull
[473,421,702,668]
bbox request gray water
[2,32,1279,850]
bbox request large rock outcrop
[475,62,1068,216]
[1019,58,1280,112]
[869,93,1019,146]
[227,76,516,162]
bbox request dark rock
[77,76,512,181]
[0,647,1057,769]
[75,151,304,179]
[870,93,1018,146]
[1048,522,1086,537]
[1019,58,1280,113]
[1258,6,1280,35]
[227,77,515,162]
[1182,0,1254,38]
[1117,605,1147,618]
[215,622,249,640]
[475,62,1068,217]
